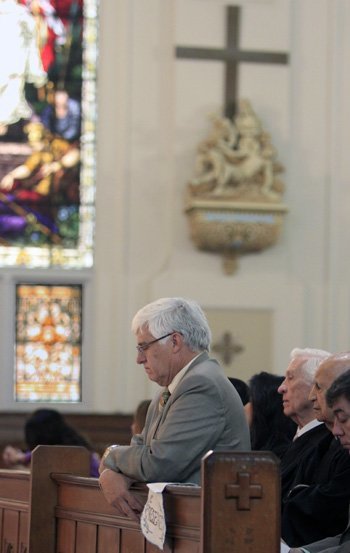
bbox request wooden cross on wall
[176,5,289,119]
[212,331,244,365]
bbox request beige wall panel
[205,308,273,382]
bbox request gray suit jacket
[104,352,251,484]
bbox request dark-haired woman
[245,371,297,458]
[2,409,100,476]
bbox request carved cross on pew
[201,451,280,552]
[176,5,289,118]
[226,471,263,510]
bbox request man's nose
[136,350,146,364]
[332,418,344,438]
[308,384,316,402]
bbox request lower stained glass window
[15,283,83,402]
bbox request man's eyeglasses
[136,333,174,354]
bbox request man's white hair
[290,347,331,384]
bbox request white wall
[2,0,350,413]
[93,0,350,411]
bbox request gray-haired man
[99,297,250,520]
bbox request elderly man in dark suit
[285,353,350,550]
[289,363,350,553]
[278,347,331,503]
[99,297,250,521]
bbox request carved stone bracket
[185,198,287,274]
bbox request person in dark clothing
[244,371,297,458]
[283,429,350,547]
[281,352,350,547]
[289,364,350,553]
[280,423,329,501]
[278,347,331,501]
[2,409,100,477]
[228,376,250,406]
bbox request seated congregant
[244,371,297,459]
[228,376,250,406]
[280,350,350,547]
[131,399,151,435]
[2,408,100,477]
[278,348,331,503]
[288,365,350,552]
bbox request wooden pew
[0,446,90,553]
[52,474,199,553]
[29,446,91,553]
[0,469,30,553]
[0,447,280,553]
[201,450,280,552]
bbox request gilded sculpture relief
[185,99,287,274]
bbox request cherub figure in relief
[189,99,284,201]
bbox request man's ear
[172,332,182,351]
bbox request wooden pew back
[52,475,200,553]
[29,446,90,553]
[0,470,30,553]
[0,447,280,553]
[201,450,280,552]
[51,450,280,553]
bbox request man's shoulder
[184,355,229,387]
[281,425,329,467]
[188,352,221,372]
[320,436,350,472]
[294,424,329,445]
[308,423,329,437]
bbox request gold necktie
[159,388,171,411]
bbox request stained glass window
[15,283,83,402]
[0,0,98,268]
